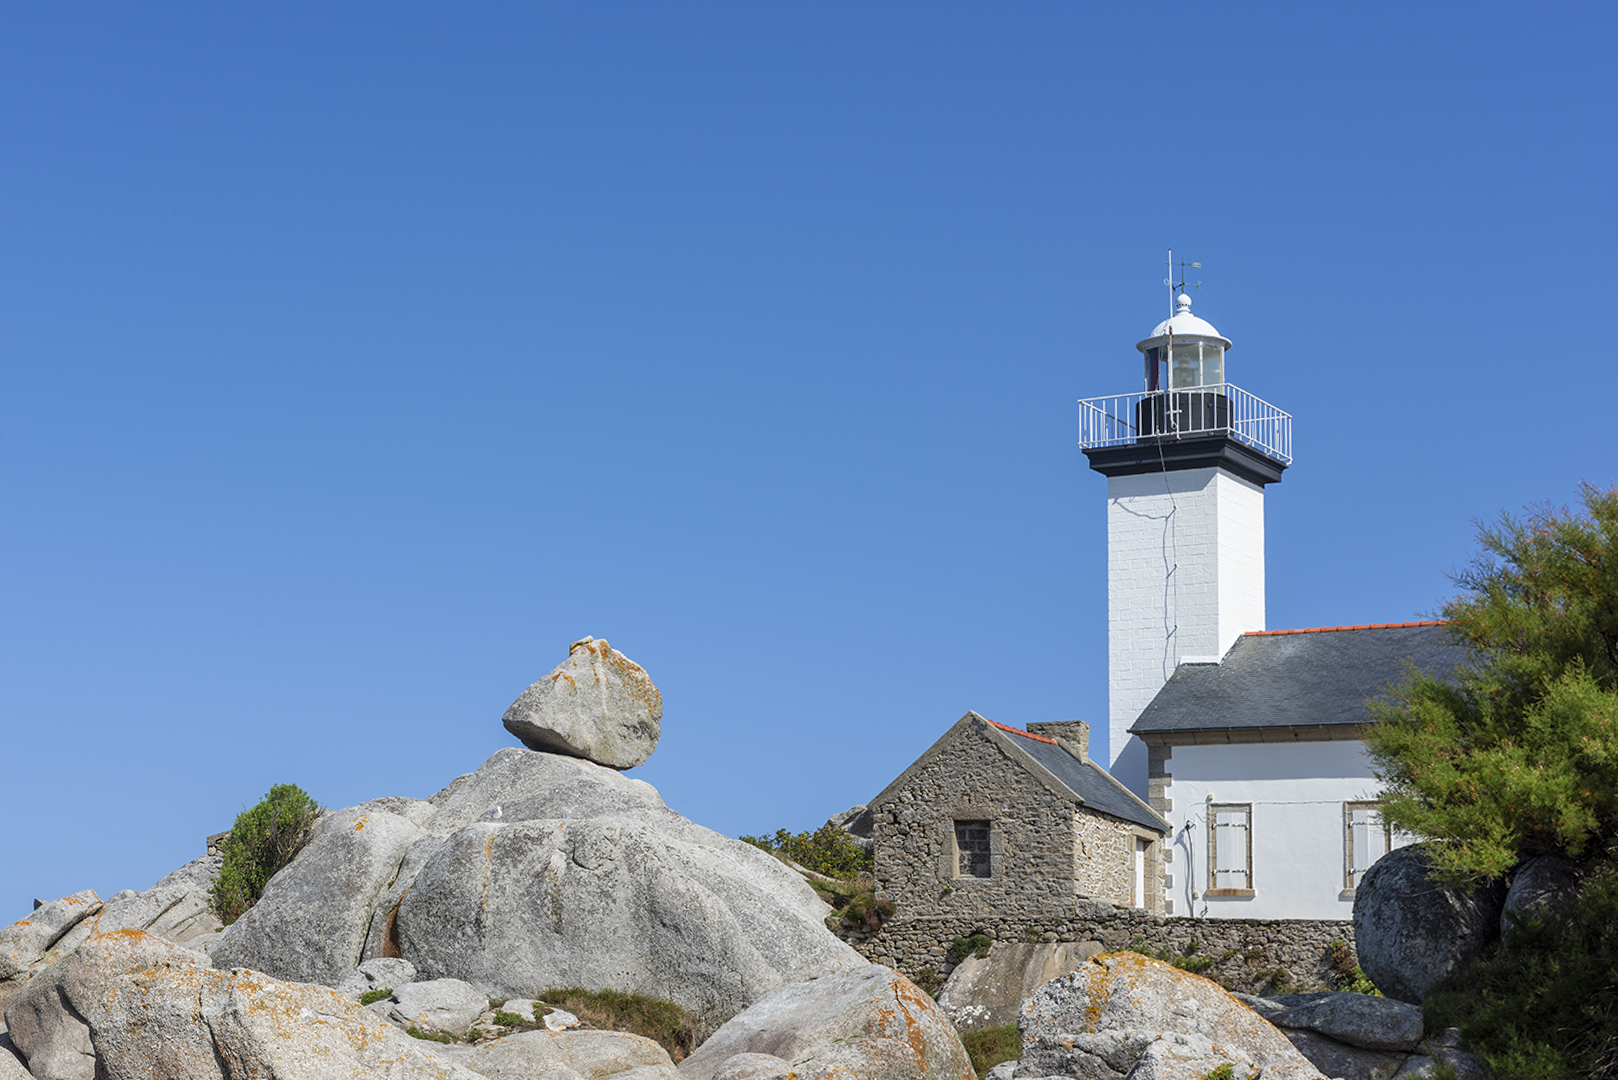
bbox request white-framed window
[954,820,991,878]
[1208,803,1252,893]
[1344,802,1413,890]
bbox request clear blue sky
[4,4,1614,921]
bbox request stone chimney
[1026,721,1091,763]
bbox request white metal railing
[1077,383,1292,464]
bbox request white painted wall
[1161,739,1400,921]
[1106,467,1267,796]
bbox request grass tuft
[536,987,695,1061]
[959,1024,1021,1075]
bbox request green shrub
[1365,485,1618,885]
[492,1010,526,1027]
[739,824,873,879]
[210,783,321,924]
[960,1024,1021,1075]
[739,824,872,878]
[537,987,695,1062]
[1203,1065,1235,1080]
[1426,862,1618,1080]
[911,967,942,998]
[406,1025,453,1044]
[358,987,392,1006]
[949,934,993,965]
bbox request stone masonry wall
[875,721,1081,919]
[873,719,1163,918]
[846,903,1357,996]
[1074,807,1162,914]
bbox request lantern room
[1137,293,1231,392]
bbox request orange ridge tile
[1244,620,1446,637]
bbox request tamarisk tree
[1366,482,1618,884]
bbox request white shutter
[1347,804,1394,888]
[1212,807,1250,889]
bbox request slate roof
[988,720,1167,831]
[1130,621,1466,737]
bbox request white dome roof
[1137,293,1231,351]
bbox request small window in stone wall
[955,820,991,878]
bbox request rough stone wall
[1074,808,1162,913]
[873,720,1165,919]
[874,723,1081,919]
[846,904,1356,995]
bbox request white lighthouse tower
[1078,289,1292,798]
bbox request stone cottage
[869,712,1169,918]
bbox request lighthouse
[1079,290,1291,799]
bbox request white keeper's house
[1077,291,1464,919]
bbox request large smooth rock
[210,806,424,986]
[390,978,487,1033]
[502,637,662,769]
[394,748,864,1038]
[1267,992,1424,1052]
[5,931,205,1080]
[1353,845,1507,1005]
[467,1029,680,1080]
[678,965,975,1080]
[9,929,483,1080]
[1016,952,1325,1080]
[1501,853,1582,936]
[937,941,1102,1030]
[0,892,101,981]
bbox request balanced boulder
[678,965,975,1080]
[502,637,662,769]
[1015,952,1325,1080]
[1353,844,1507,1004]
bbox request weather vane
[1163,249,1202,316]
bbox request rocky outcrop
[825,805,874,857]
[1501,853,1581,936]
[0,892,101,982]
[1239,991,1483,1080]
[211,806,425,986]
[1352,845,1506,1005]
[502,637,662,769]
[678,965,974,1080]
[937,941,1103,1031]
[387,748,864,1038]
[1014,952,1325,1080]
[5,930,484,1080]
[466,1030,682,1080]
[93,855,223,948]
